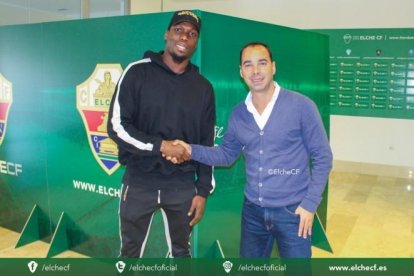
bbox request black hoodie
[108,51,215,197]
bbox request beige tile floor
[0,169,413,258]
[313,170,414,258]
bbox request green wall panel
[0,11,330,257]
[41,14,176,257]
[198,12,330,257]
[0,24,49,234]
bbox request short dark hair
[240,42,273,65]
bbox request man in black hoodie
[107,10,215,258]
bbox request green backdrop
[316,28,414,119]
[0,11,330,257]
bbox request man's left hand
[188,195,206,226]
[295,206,314,239]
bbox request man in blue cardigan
[169,42,333,258]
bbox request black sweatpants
[119,184,196,257]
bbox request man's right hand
[168,140,191,164]
[173,140,191,154]
[160,140,190,164]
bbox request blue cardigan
[191,88,333,212]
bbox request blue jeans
[240,197,312,258]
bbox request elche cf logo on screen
[0,73,12,146]
[76,64,122,175]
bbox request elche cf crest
[0,74,13,146]
[76,64,122,175]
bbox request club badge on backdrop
[76,64,123,175]
[0,74,12,146]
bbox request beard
[170,52,187,64]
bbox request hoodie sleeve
[107,63,163,158]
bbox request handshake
[160,140,191,164]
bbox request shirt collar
[245,81,281,115]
